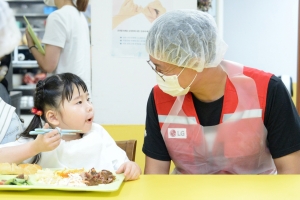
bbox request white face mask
[156,68,197,97]
[44,0,55,6]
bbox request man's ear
[45,110,60,126]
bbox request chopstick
[35,128,82,132]
[29,128,82,135]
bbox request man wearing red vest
[142,9,300,174]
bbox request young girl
[0,73,141,181]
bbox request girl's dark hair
[20,73,88,164]
[76,0,89,12]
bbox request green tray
[23,16,45,55]
[0,171,125,192]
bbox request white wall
[223,0,298,81]
[91,0,197,125]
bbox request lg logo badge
[170,129,176,137]
[168,128,187,139]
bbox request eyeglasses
[147,60,165,81]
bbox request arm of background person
[144,156,170,174]
[25,29,61,73]
[0,124,61,164]
[0,141,40,164]
[274,150,300,174]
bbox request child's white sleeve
[100,126,130,170]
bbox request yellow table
[1,175,299,200]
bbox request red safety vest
[153,61,276,174]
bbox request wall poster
[112,0,173,58]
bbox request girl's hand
[116,161,141,181]
[25,28,34,47]
[32,123,61,153]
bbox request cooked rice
[35,169,87,187]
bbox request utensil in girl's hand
[29,128,82,135]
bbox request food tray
[0,171,124,192]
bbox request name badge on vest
[168,128,187,139]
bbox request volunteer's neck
[190,65,227,103]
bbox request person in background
[0,0,24,145]
[142,9,300,174]
[0,73,141,181]
[25,0,92,92]
[0,54,12,104]
[0,0,21,104]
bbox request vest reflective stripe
[222,109,262,122]
[158,115,197,125]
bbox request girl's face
[56,86,94,133]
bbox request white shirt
[0,97,15,140]
[0,123,129,172]
[42,5,91,92]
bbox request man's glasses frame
[147,60,165,81]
